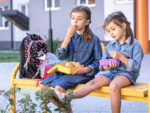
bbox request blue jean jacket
[56,32,102,77]
[100,37,144,82]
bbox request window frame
[18,3,29,16]
[116,0,133,4]
[0,6,9,30]
[77,0,96,7]
[44,0,60,11]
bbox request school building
[0,0,149,53]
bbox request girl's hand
[60,25,77,48]
[73,65,84,75]
[73,65,92,75]
[109,51,129,66]
[66,25,77,39]
[109,51,121,59]
[102,61,118,70]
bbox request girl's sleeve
[56,43,69,60]
[126,41,144,72]
[86,37,103,76]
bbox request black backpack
[19,34,48,78]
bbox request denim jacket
[100,37,144,78]
[56,32,102,77]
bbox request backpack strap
[25,39,46,75]
[32,52,48,79]
[35,53,48,86]
[26,40,33,64]
[25,40,34,70]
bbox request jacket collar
[74,32,82,39]
[112,36,132,45]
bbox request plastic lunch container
[99,59,120,66]
[58,62,79,74]
[47,62,79,74]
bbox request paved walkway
[0,53,150,113]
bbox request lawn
[0,52,20,62]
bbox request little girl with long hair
[51,11,144,113]
[40,6,102,112]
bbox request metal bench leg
[43,104,47,113]
[43,97,47,113]
[11,88,16,113]
[10,64,19,113]
[148,82,150,113]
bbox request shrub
[0,88,74,113]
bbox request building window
[19,3,29,16]
[77,0,96,7]
[45,0,60,11]
[0,6,8,29]
[116,0,133,4]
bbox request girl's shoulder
[132,39,144,56]
[92,34,100,40]
[133,38,140,44]
[91,34,101,42]
[132,38,143,48]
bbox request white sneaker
[55,90,66,102]
[49,87,66,102]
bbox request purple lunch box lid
[99,59,120,66]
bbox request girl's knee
[55,85,66,93]
[86,75,106,87]
[109,83,121,93]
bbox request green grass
[0,40,61,62]
[0,53,20,62]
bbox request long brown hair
[103,11,134,45]
[71,6,93,41]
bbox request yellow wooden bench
[10,63,150,113]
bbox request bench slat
[13,79,148,98]
[72,83,148,98]
[14,79,38,85]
